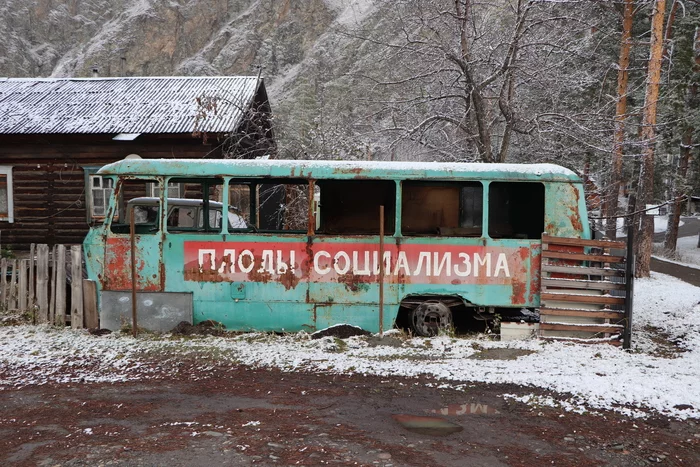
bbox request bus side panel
[399,238,540,308]
[167,235,314,330]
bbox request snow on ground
[1,271,699,420]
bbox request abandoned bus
[83,159,590,335]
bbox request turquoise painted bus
[83,159,590,335]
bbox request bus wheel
[410,300,453,337]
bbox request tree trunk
[664,25,700,253]
[634,0,667,278]
[604,0,634,240]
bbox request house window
[89,175,115,218]
[151,182,182,199]
[0,166,14,223]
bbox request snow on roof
[0,76,264,134]
[99,158,580,182]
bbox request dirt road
[1,355,698,467]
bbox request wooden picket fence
[0,244,98,328]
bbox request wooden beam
[542,250,625,263]
[542,234,626,249]
[541,292,625,306]
[539,323,623,333]
[542,265,626,277]
[539,307,625,320]
[542,278,626,291]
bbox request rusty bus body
[83,159,590,335]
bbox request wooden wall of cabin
[0,133,225,251]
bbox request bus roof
[98,159,581,182]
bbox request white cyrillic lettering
[198,249,216,271]
[433,252,451,277]
[352,251,371,276]
[334,251,351,274]
[494,253,510,277]
[238,249,255,273]
[314,251,331,275]
[372,251,392,275]
[454,253,472,277]
[276,250,290,274]
[258,250,274,274]
[413,252,432,276]
[474,253,491,277]
[394,251,411,276]
[218,249,236,274]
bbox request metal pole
[623,220,634,349]
[130,207,138,337]
[378,205,385,335]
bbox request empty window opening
[316,180,395,235]
[256,181,309,232]
[110,179,159,234]
[488,182,544,239]
[402,182,482,236]
[165,178,228,233]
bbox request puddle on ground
[468,348,536,360]
[427,403,500,415]
[391,414,463,436]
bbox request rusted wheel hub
[410,300,453,337]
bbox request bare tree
[634,0,667,277]
[353,0,621,164]
[604,0,635,240]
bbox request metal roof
[0,76,264,135]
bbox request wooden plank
[49,245,57,325]
[542,250,625,263]
[541,278,626,291]
[539,323,623,333]
[542,234,626,249]
[539,307,625,320]
[541,292,625,306]
[1,258,7,309]
[18,259,28,311]
[36,244,49,323]
[83,280,99,329]
[9,260,17,310]
[539,336,622,346]
[28,243,35,310]
[70,246,84,329]
[55,245,67,326]
[542,265,626,277]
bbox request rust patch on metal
[337,273,369,292]
[279,267,300,290]
[569,212,583,233]
[529,244,541,303]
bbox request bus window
[488,182,544,239]
[109,179,160,234]
[228,183,252,229]
[316,180,395,235]
[166,178,224,234]
[402,182,483,236]
[257,181,309,231]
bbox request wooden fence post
[18,259,28,311]
[36,244,49,323]
[83,280,98,328]
[1,258,7,310]
[9,259,17,311]
[55,245,67,326]
[70,245,83,329]
[49,245,57,324]
[29,243,35,313]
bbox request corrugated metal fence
[0,244,97,328]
